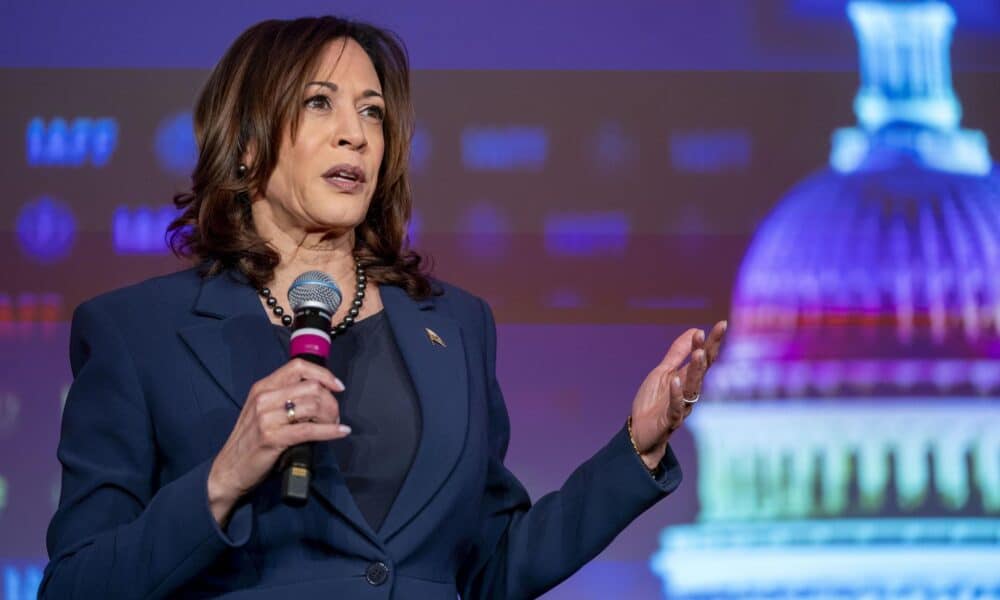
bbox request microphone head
[288,270,342,316]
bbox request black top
[273,310,422,532]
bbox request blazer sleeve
[40,300,253,600]
[457,298,683,600]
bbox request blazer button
[365,561,389,586]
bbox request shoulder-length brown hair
[168,16,434,298]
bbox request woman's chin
[302,216,364,237]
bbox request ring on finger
[285,400,297,424]
[682,393,700,404]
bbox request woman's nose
[334,110,367,151]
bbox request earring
[237,163,248,178]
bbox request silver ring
[682,393,700,404]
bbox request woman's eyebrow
[305,81,383,99]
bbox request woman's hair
[168,16,434,298]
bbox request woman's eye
[361,105,385,121]
[305,95,331,109]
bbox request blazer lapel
[178,269,282,410]
[177,269,385,547]
[377,285,470,542]
[177,274,470,545]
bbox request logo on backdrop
[112,205,179,254]
[15,196,76,264]
[26,117,119,167]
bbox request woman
[41,16,726,599]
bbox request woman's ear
[238,140,258,178]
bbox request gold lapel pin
[425,327,446,347]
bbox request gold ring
[285,400,297,424]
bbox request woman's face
[259,37,386,238]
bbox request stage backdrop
[2,1,999,598]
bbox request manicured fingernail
[673,376,681,388]
[334,378,345,391]
[338,425,352,434]
[721,320,728,332]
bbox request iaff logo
[112,205,179,254]
[26,117,119,167]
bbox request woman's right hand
[207,358,351,525]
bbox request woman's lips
[323,175,363,192]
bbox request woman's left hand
[628,320,727,470]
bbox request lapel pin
[425,327,446,348]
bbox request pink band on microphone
[290,328,331,359]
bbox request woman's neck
[271,240,358,294]
[251,210,381,325]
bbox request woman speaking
[40,16,726,599]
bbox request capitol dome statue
[654,2,1000,597]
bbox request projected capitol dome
[653,1,1000,597]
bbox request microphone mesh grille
[287,270,342,314]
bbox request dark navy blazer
[41,267,682,599]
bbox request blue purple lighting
[410,126,432,173]
[2,563,42,600]
[26,117,118,167]
[544,212,629,258]
[654,519,1000,598]
[851,1,959,130]
[546,289,586,310]
[830,1,992,175]
[669,130,751,174]
[0,401,24,439]
[627,296,709,310]
[461,126,548,171]
[112,205,178,255]
[788,0,853,20]
[658,3,1000,598]
[553,560,651,599]
[589,121,637,175]
[406,209,423,249]
[15,196,76,263]
[457,202,509,260]
[154,112,197,176]
[790,0,1000,29]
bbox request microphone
[278,270,342,504]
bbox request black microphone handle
[279,351,325,504]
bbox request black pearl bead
[259,259,366,334]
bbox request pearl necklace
[259,258,367,338]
